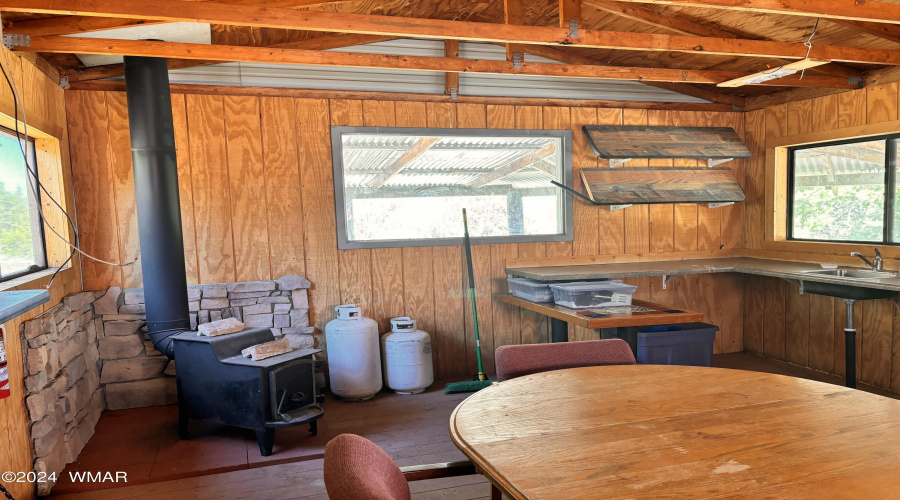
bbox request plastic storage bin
[507,278,555,303]
[549,281,637,309]
[636,322,718,367]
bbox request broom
[446,209,493,394]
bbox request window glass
[791,139,886,243]
[0,128,46,280]
[333,128,572,249]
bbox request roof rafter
[468,143,558,188]
[583,0,862,80]
[17,36,858,88]
[63,33,394,82]
[4,0,900,65]
[829,19,900,45]
[7,0,352,36]
[594,0,900,25]
[367,137,441,189]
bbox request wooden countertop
[507,257,900,292]
[450,365,900,499]
[497,295,702,329]
[0,289,50,324]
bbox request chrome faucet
[851,248,883,271]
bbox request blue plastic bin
[636,322,718,367]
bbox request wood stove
[173,327,324,456]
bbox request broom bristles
[445,380,493,394]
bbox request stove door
[268,359,316,422]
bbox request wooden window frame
[765,118,900,259]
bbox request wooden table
[498,294,703,344]
[450,365,900,499]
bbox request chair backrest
[495,338,636,382]
[324,433,411,500]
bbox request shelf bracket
[707,158,733,168]
[609,204,632,212]
[708,202,735,209]
[609,158,632,168]
[661,274,681,290]
[783,278,804,295]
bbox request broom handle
[463,209,485,378]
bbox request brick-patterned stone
[291,289,309,309]
[228,291,271,299]
[93,287,123,315]
[274,303,291,314]
[58,329,87,367]
[227,281,276,293]
[277,275,311,290]
[243,303,272,315]
[62,355,87,388]
[230,298,257,306]
[119,304,146,314]
[282,326,316,335]
[64,390,103,464]
[290,309,310,327]
[257,296,291,304]
[99,335,143,360]
[101,314,145,321]
[243,314,274,328]
[100,357,168,384]
[26,376,66,421]
[203,286,227,298]
[63,376,93,422]
[188,301,200,312]
[187,287,203,301]
[103,320,142,336]
[105,378,177,410]
[284,333,315,350]
[200,298,229,309]
[124,290,144,305]
[63,292,95,312]
[274,314,290,328]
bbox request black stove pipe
[124,55,190,359]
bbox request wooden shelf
[498,294,703,329]
[579,167,745,205]
[582,125,751,159]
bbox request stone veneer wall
[19,274,315,495]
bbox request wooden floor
[50,353,899,499]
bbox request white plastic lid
[549,282,637,292]
[507,277,548,285]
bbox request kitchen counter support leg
[842,299,857,389]
[551,317,568,343]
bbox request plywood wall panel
[838,88,867,129]
[810,94,839,133]
[66,90,121,290]
[297,98,339,331]
[764,278,787,361]
[542,106,573,257]
[185,94,236,284]
[742,275,765,355]
[784,286,809,367]
[261,97,306,279]
[170,93,200,285]
[570,107,601,256]
[622,109,651,255]
[224,95,271,282]
[866,82,899,124]
[104,91,141,289]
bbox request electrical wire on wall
[0,16,136,289]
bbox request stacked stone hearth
[19,275,315,495]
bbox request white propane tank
[325,304,382,401]
[381,317,434,394]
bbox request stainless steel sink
[801,269,899,280]
[797,269,899,300]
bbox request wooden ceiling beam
[468,143,558,188]
[5,0,900,65]
[584,0,862,80]
[559,0,582,28]
[62,33,393,82]
[592,0,900,25]
[367,137,441,189]
[7,0,351,36]
[519,44,746,107]
[504,0,526,64]
[17,36,858,88]
[829,19,900,45]
[444,40,459,97]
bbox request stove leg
[309,420,318,436]
[842,299,857,389]
[257,428,275,456]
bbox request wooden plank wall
[744,84,900,394]
[64,90,747,380]
[0,50,80,500]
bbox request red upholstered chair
[495,338,636,382]
[325,433,498,500]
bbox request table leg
[600,327,638,356]
[551,317,568,343]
